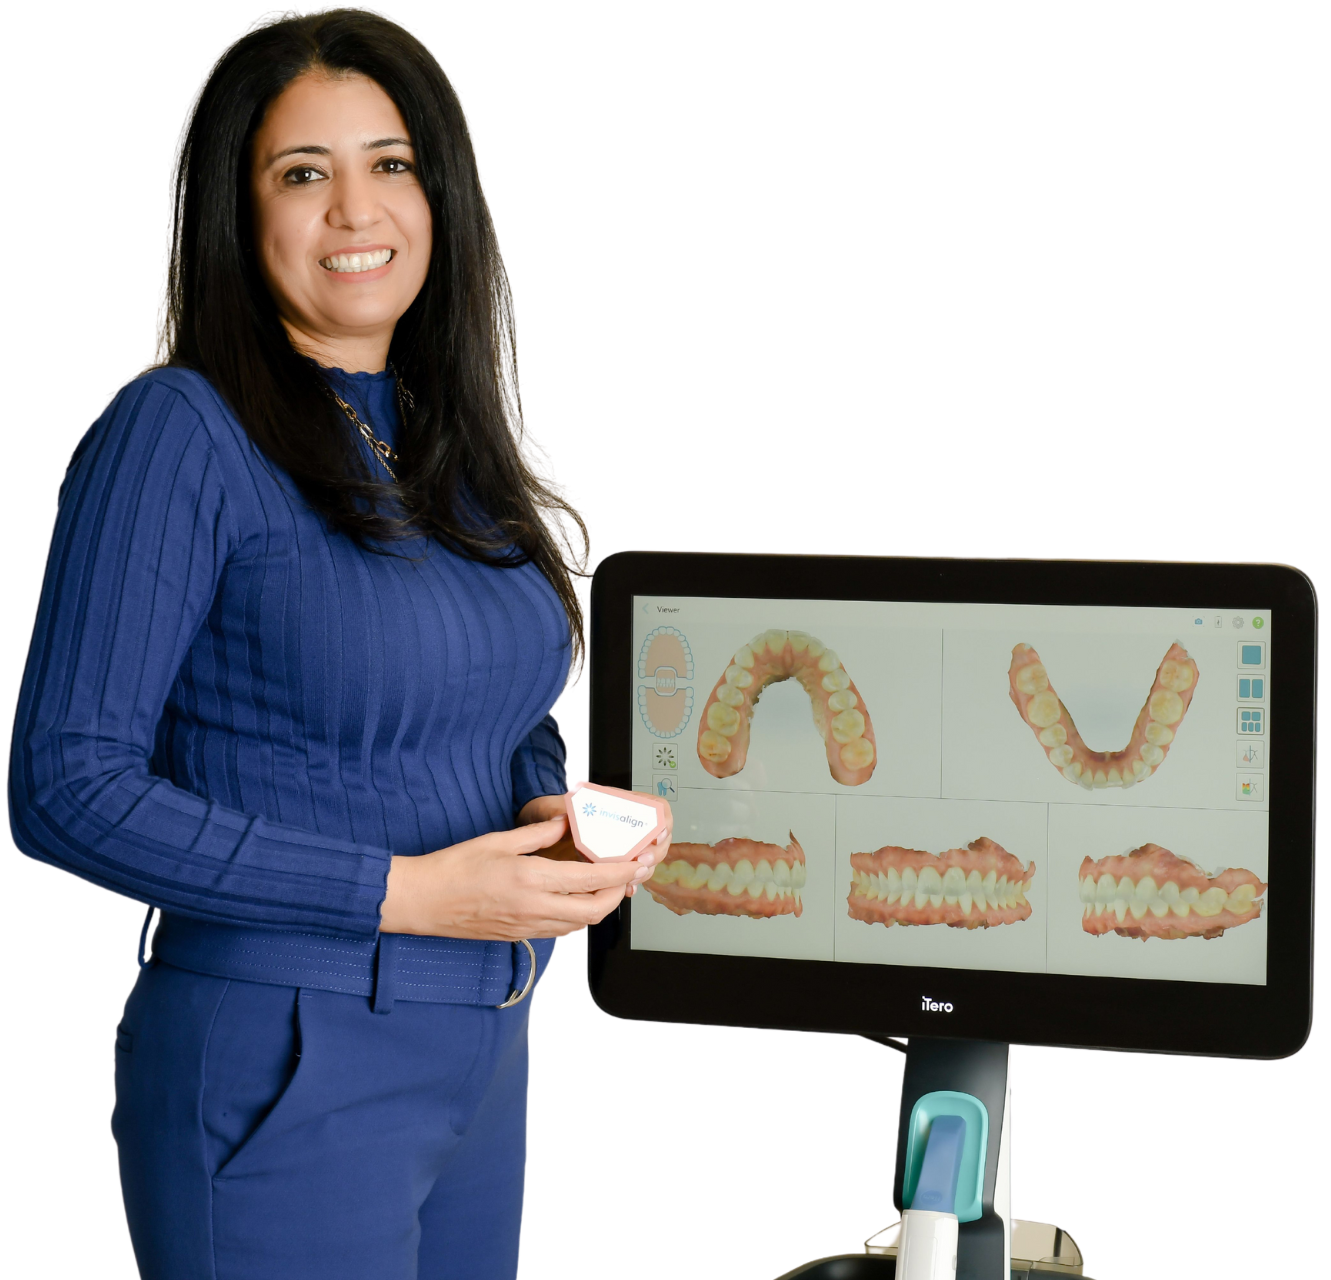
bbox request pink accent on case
[565,782,669,862]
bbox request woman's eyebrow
[266,138,412,164]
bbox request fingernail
[634,865,652,881]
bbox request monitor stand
[890,1037,1011,1278]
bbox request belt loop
[137,906,157,969]
[372,933,399,1014]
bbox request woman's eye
[284,166,326,185]
[375,157,414,175]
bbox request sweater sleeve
[510,714,568,816]
[8,377,392,937]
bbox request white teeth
[839,738,874,769]
[788,632,812,652]
[716,684,745,707]
[960,893,973,916]
[1157,659,1194,693]
[774,860,791,887]
[1092,770,1108,788]
[762,629,788,652]
[1048,745,1074,767]
[1144,722,1174,746]
[1015,663,1050,695]
[792,862,807,888]
[817,650,841,672]
[804,636,826,658]
[827,689,858,713]
[706,701,741,736]
[685,863,711,889]
[822,669,851,692]
[1148,690,1184,726]
[707,864,732,891]
[733,646,756,670]
[1132,758,1150,778]
[1075,872,1234,925]
[321,248,393,272]
[1038,724,1067,748]
[1025,692,1061,728]
[1106,767,1122,787]
[724,664,753,688]
[698,730,731,762]
[830,709,866,744]
[755,860,774,884]
[1140,744,1164,767]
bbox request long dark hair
[164,8,586,662]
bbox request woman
[8,10,666,1279]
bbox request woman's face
[250,70,432,370]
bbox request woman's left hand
[517,793,672,894]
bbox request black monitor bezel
[586,553,1316,1059]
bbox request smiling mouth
[319,248,394,273]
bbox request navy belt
[145,911,552,1013]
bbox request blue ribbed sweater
[9,365,570,942]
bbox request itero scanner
[897,1114,967,1280]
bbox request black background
[7,4,1320,1272]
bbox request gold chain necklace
[327,378,413,483]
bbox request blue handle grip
[910,1114,967,1214]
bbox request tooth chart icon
[697,630,876,785]
[1008,642,1200,789]
[637,627,695,738]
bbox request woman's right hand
[378,815,654,940]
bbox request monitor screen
[629,598,1271,987]
[587,554,1315,1058]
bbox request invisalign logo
[921,995,954,1013]
[582,800,645,830]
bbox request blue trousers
[112,961,532,1279]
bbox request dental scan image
[631,597,1270,986]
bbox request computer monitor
[587,553,1315,1059]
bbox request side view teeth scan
[1008,641,1200,790]
[644,834,807,918]
[1079,844,1266,940]
[697,630,876,786]
[847,838,1036,929]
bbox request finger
[529,858,646,894]
[498,815,569,855]
[526,883,628,934]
